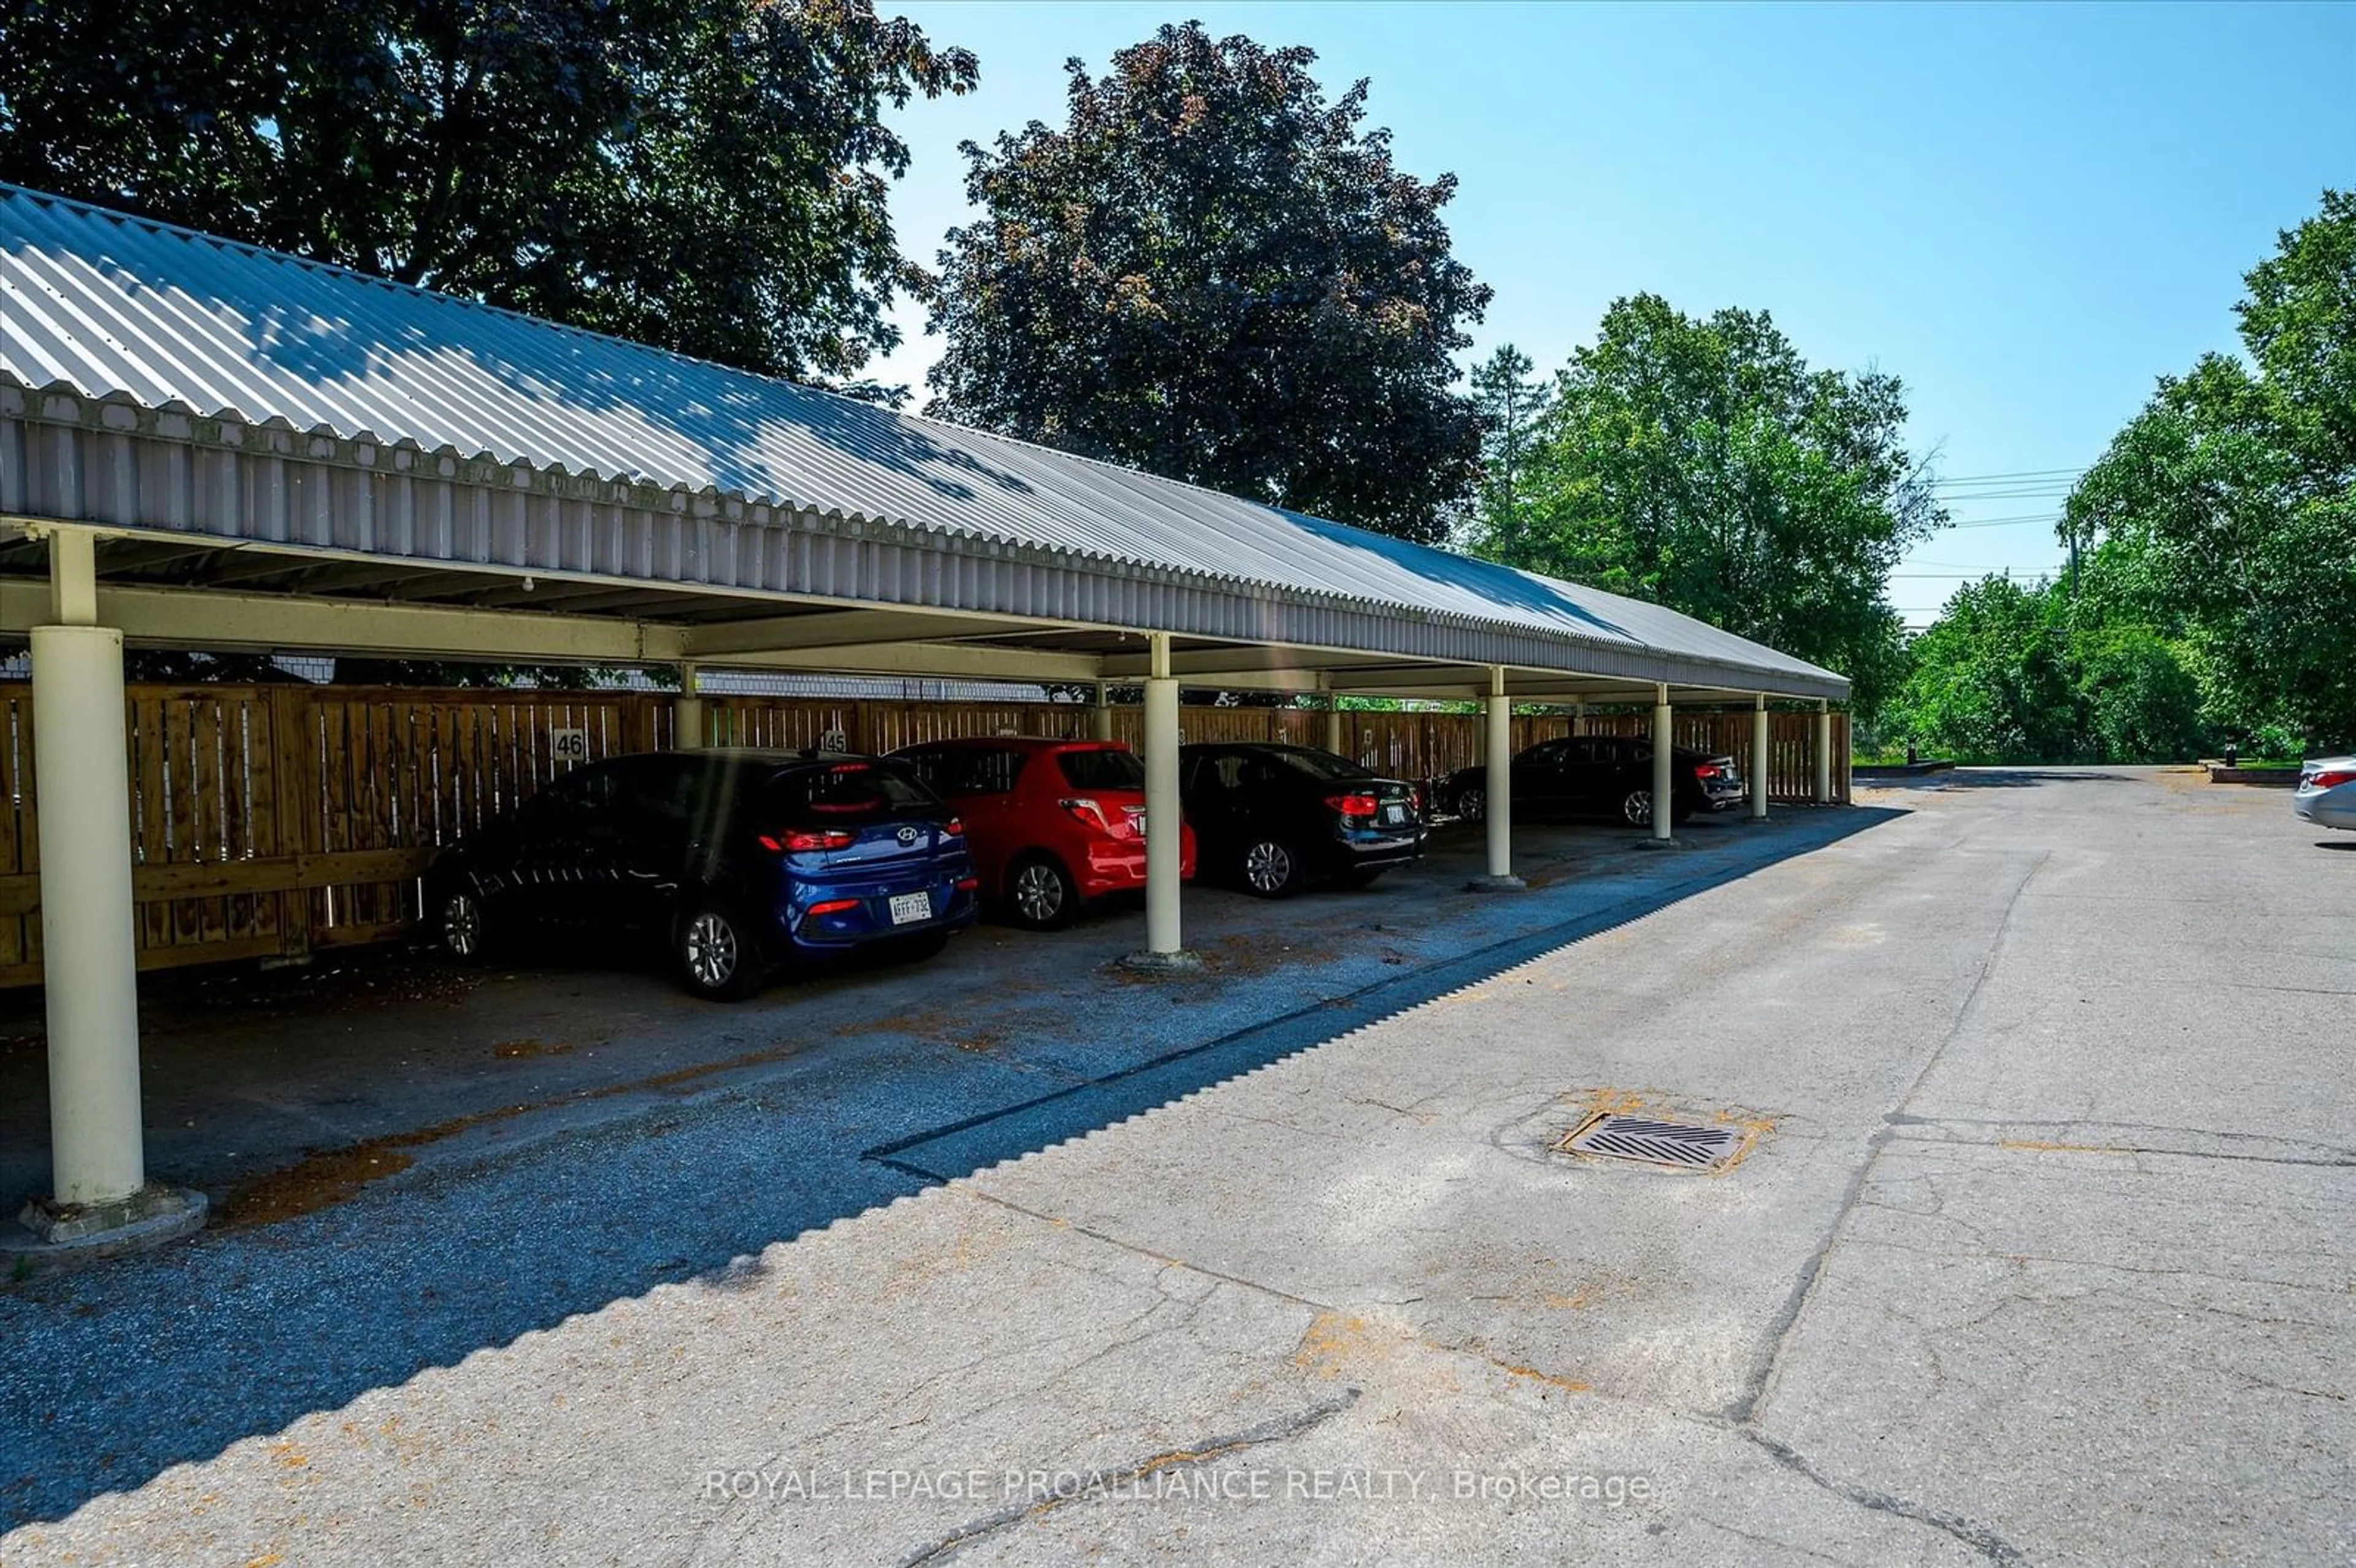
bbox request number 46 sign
[549,728,590,764]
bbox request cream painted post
[1651,685,1675,842]
[1090,680,1114,742]
[1571,698,1585,737]
[1815,699,1834,804]
[1141,635,1186,958]
[1750,694,1771,821]
[674,663,704,750]
[1325,701,1344,758]
[32,533,146,1207]
[1472,666,1522,888]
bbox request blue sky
[866,1,2356,627]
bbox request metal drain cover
[1561,1114,1747,1171]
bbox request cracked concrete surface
[6,767,2353,1565]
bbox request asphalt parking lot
[4,769,2352,1565]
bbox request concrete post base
[3,1184,207,1270]
[1117,948,1206,974]
[1634,836,1692,851]
[1463,874,1528,892]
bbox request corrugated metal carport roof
[0,183,1846,699]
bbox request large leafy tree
[2063,190,2356,747]
[926,23,1488,544]
[1473,294,1941,717]
[0,0,976,386]
[1888,575,2210,764]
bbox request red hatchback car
[890,737,1198,929]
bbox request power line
[1942,513,2066,529]
[1928,467,2085,484]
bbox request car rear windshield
[1268,748,1374,782]
[1055,748,1146,791]
[764,761,937,827]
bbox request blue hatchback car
[425,749,977,999]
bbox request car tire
[674,899,766,1002]
[1238,837,1306,899]
[436,886,496,964]
[1620,788,1654,827]
[1334,867,1387,891]
[1004,853,1078,931]
[1457,785,1486,824]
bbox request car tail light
[1325,793,1380,818]
[943,817,965,836]
[1693,764,1720,780]
[1410,788,1423,813]
[805,897,861,917]
[2311,769,2356,790]
[956,876,980,891]
[1060,797,1113,830]
[762,829,855,853]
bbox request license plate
[887,891,931,926]
[1381,804,1407,825]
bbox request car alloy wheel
[1459,786,1485,824]
[1622,788,1653,826]
[1009,857,1071,929]
[683,909,739,991]
[1242,839,1298,897]
[441,890,485,959]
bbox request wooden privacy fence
[0,684,1847,986]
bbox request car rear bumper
[1072,832,1199,898]
[2293,788,2356,829]
[780,875,979,952]
[1323,826,1426,873]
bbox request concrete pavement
[4,768,2352,1564]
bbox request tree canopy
[925,23,1488,544]
[1469,294,1941,717]
[1884,574,2209,764]
[2059,189,2356,750]
[0,0,976,389]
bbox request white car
[2292,756,2356,831]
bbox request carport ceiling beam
[1096,648,1399,679]
[0,580,682,664]
[709,640,1101,682]
[682,609,1049,659]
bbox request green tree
[1479,294,1941,718]
[1887,572,2214,764]
[925,23,1489,543]
[1468,343,1549,552]
[2064,190,2356,748]
[0,0,976,387]
[1891,577,2079,763]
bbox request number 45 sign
[549,728,590,764]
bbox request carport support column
[1650,685,1676,844]
[1325,699,1344,758]
[1750,694,1771,821]
[1090,680,1114,742]
[1122,634,1199,970]
[7,531,205,1259]
[674,663,704,750]
[1468,668,1523,891]
[1815,700,1834,804]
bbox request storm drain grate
[1560,1114,1747,1172]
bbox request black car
[1177,743,1426,897]
[423,750,978,1000]
[1444,737,1742,828]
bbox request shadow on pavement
[0,805,1900,1533]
